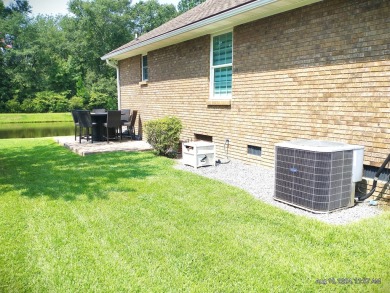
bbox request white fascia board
[102,0,321,61]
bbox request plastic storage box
[182,141,216,168]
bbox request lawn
[0,138,389,292]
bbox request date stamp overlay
[315,277,382,285]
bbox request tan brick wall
[119,35,211,140]
[119,0,390,175]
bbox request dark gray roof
[104,0,255,57]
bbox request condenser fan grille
[274,146,353,212]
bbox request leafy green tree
[0,29,12,110]
[1,1,75,105]
[85,71,117,110]
[177,0,205,13]
[67,0,135,76]
[75,76,89,104]
[30,16,77,94]
[0,0,31,108]
[131,0,177,35]
[63,0,136,109]
[3,0,31,15]
[3,14,73,101]
[0,0,179,113]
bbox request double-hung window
[210,31,233,99]
[142,55,148,81]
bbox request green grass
[0,113,72,124]
[0,138,389,292]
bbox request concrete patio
[54,136,153,156]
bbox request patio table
[91,112,107,141]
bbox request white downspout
[105,59,121,109]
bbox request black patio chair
[121,109,131,124]
[103,110,122,143]
[120,109,131,137]
[77,110,96,143]
[122,110,137,140]
[71,110,80,141]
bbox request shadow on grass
[0,141,163,201]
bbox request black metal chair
[103,110,122,143]
[121,109,131,137]
[71,110,80,141]
[122,110,137,140]
[121,109,131,124]
[92,108,106,114]
[77,110,96,143]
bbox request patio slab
[54,136,153,156]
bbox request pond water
[0,122,74,139]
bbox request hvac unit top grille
[274,139,364,213]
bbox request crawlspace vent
[274,143,354,213]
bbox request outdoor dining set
[71,109,138,143]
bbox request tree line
[0,0,205,113]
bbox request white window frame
[142,54,148,81]
[210,30,233,100]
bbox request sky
[3,0,181,16]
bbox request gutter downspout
[105,59,121,110]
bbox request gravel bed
[175,159,383,225]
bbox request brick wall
[119,35,211,140]
[118,0,390,199]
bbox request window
[363,165,390,181]
[194,134,213,142]
[211,32,233,99]
[142,55,148,81]
[248,145,262,156]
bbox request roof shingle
[105,0,255,57]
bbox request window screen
[142,55,148,81]
[211,32,232,99]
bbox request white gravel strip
[175,159,383,225]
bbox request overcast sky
[3,0,181,16]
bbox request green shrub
[145,116,182,157]
[69,96,84,110]
[20,98,35,113]
[32,91,70,112]
[88,91,116,110]
[5,98,21,113]
[85,72,117,110]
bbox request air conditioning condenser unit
[274,139,364,213]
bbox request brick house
[102,0,389,198]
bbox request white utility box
[182,141,216,168]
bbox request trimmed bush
[20,98,35,113]
[69,96,84,110]
[145,116,182,157]
[5,98,21,113]
[31,91,70,113]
